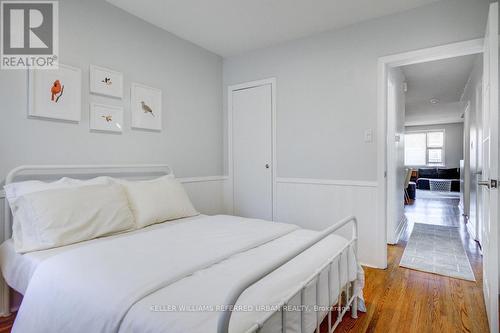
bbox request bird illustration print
[141,101,155,117]
[101,115,113,122]
[51,80,64,103]
[101,77,112,85]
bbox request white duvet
[12,215,363,333]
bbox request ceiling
[403,54,478,107]
[106,0,440,57]
[402,54,479,126]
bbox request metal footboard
[217,216,359,333]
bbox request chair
[404,168,413,204]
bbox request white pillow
[10,183,135,253]
[4,176,111,203]
[5,178,71,203]
[122,176,198,228]
[4,177,113,246]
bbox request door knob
[479,180,491,188]
[265,164,270,169]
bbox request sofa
[416,167,460,192]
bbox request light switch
[364,129,373,143]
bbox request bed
[0,165,364,333]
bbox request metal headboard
[3,164,173,240]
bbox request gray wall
[405,123,464,168]
[0,0,223,182]
[223,0,490,181]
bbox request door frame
[227,78,277,220]
[377,38,484,268]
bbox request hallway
[334,194,489,332]
[404,192,481,256]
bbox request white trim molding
[393,215,408,245]
[276,177,378,188]
[466,215,479,242]
[378,38,484,68]
[178,176,228,183]
[404,118,464,127]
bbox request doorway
[394,52,479,280]
[379,14,498,330]
[400,54,476,228]
[380,38,484,253]
[228,78,276,220]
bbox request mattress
[0,238,50,294]
[8,215,361,333]
[0,215,205,294]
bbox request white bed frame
[218,215,359,333]
[1,164,359,333]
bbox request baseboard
[465,218,479,242]
[387,215,406,245]
[359,261,385,269]
[390,215,407,245]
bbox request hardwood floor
[0,314,14,333]
[331,193,490,333]
[0,194,489,332]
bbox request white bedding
[0,215,206,294]
[7,215,362,333]
[0,238,51,295]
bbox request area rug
[400,223,475,281]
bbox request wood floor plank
[333,195,490,333]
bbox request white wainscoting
[178,176,227,215]
[275,178,383,268]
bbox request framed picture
[89,65,123,98]
[89,103,124,133]
[28,63,82,122]
[130,82,162,131]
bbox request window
[404,130,444,166]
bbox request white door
[479,3,499,332]
[232,83,273,220]
[476,82,484,246]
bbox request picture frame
[89,103,124,133]
[28,63,82,122]
[130,82,162,131]
[89,65,123,98]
